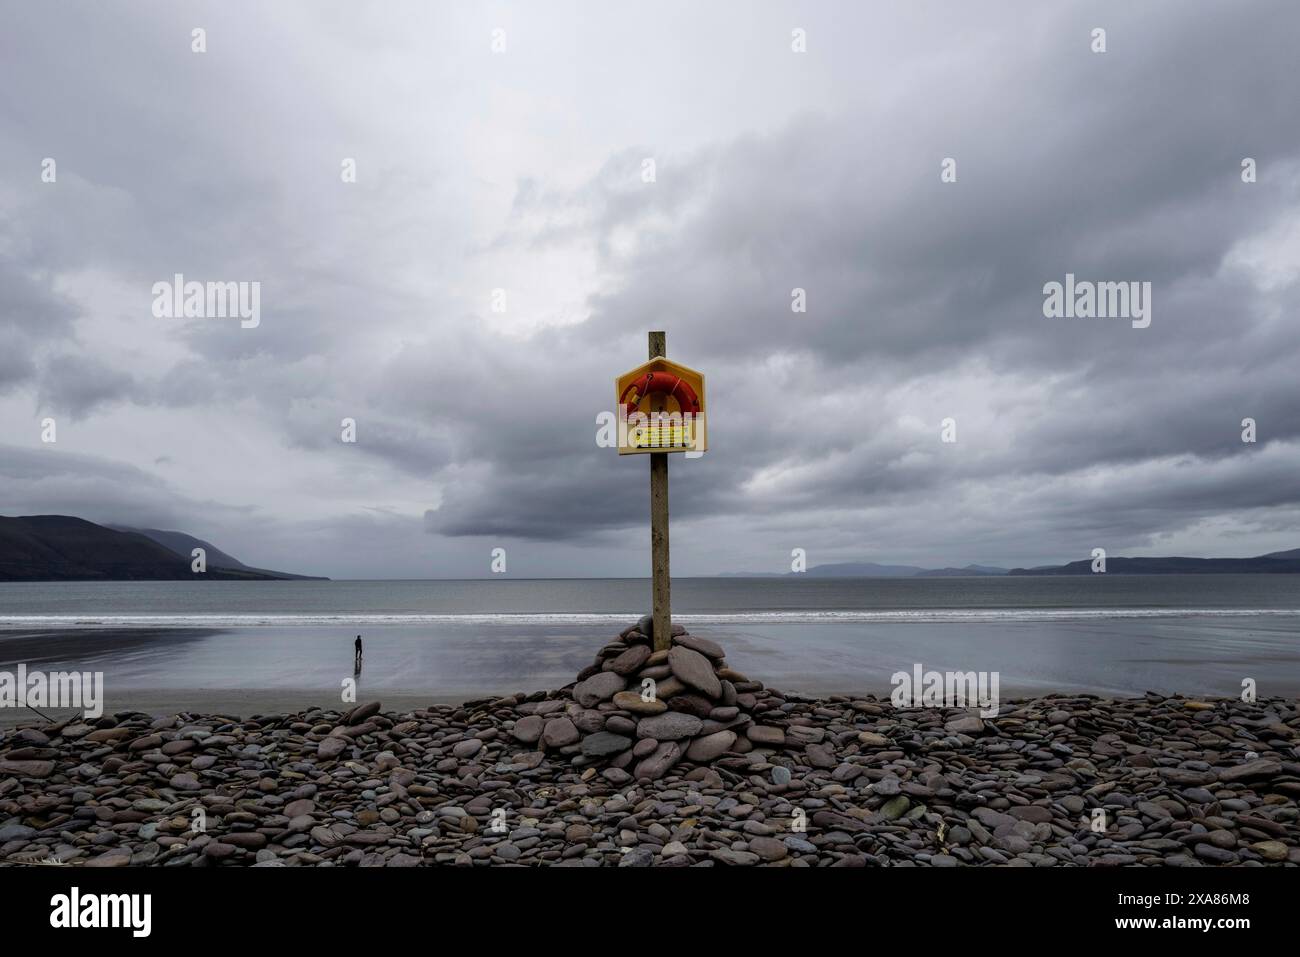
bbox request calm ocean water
[3,575,1300,623]
[2,577,1299,700]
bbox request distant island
[0,515,325,582]
[719,562,1010,578]
[722,550,1300,577]
[1008,549,1300,575]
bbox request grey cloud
[3,0,1300,575]
[0,252,80,391]
[37,354,139,418]
[0,444,202,530]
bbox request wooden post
[648,330,671,651]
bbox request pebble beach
[2,625,1298,868]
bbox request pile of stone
[2,622,1299,867]
[508,618,791,781]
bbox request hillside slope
[0,515,318,581]
[112,526,325,580]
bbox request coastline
[0,691,475,730]
[8,608,1300,712]
[3,623,1297,866]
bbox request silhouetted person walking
[354,634,363,669]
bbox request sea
[1,576,1299,702]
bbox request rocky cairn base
[513,617,785,781]
[2,621,1299,867]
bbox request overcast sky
[2,0,1299,579]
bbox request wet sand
[4,615,1299,726]
[0,690,474,729]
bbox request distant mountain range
[1008,549,1300,575]
[719,562,1010,578]
[0,515,324,582]
[721,550,1300,577]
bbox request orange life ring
[620,372,701,417]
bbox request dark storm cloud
[0,444,228,528]
[2,0,1299,575]
[36,354,139,418]
[420,0,1300,561]
[0,256,79,391]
